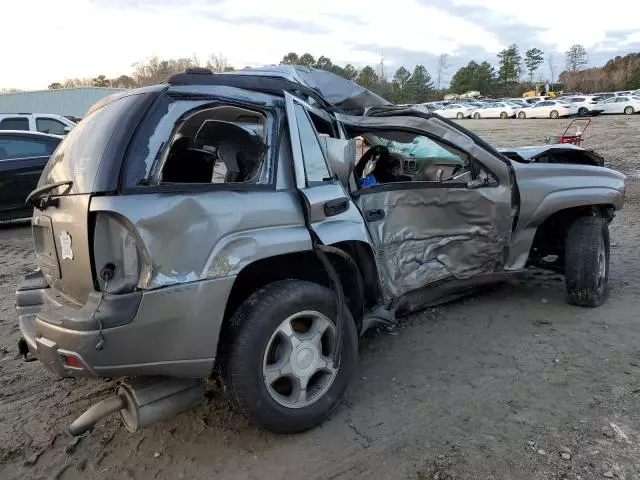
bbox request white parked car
[471,102,516,119]
[433,103,473,119]
[598,96,640,115]
[507,99,529,108]
[523,96,552,106]
[0,113,76,135]
[563,96,605,116]
[516,100,574,119]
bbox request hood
[498,144,605,167]
[221,65,391,111]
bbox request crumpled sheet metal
[357,187,513,299]
[91,190,311,290]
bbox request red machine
[545,118,591,146]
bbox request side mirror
[63,126,72,134]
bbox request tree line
[39,45,640,102]
[46,53,235,90]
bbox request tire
[500,111,508,119]
[578,107,588,116]
[550,110,559,119]
[564,216,610,307]
[473,112,480,119]
[624,106,634,115]
[456,112,464,119]
[518,111,526,119]
[221,280,358,433]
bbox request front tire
[518,111,527,119]
[578,107,588,116]
[624,106,634,115]
[564,216,610,307]
[456,112,465,119]
[473,112,481,119]
[221,280,358,433]
[550,110,559,119]
[500,111,508,119]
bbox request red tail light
[61,354,83,369]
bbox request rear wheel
[456,112,465,119]
[473,112,481,119]
[578,107,589,116]
[518,111,527,119]
[500,111,508,119]
[550,110,559,119]
[221,280,358,433]
[564,216,610,307]
[624,106,634,115]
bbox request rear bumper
[16,270,235,378]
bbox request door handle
[364,209,385,222]
[324,197,350,217]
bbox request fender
[506,187,622,270]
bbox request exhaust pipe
[69,376,204,436]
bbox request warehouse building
[0,87,126,119]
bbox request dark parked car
[0,130,62,220]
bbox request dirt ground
[1,116,639,480]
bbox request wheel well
[218,241,381,354]
[528,204,614,272]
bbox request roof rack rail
[165,70,334,111]
[185,67,213,75]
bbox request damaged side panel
[356,186,512,298]
[90,190,312,289]
[336,111,515,299]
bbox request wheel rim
[474,113,480,119]
[625,107,633,114]
[597,234,607,289]
[457,113,463,119]
[500,112,507,118]
[519,112,525,119]
[262,311,338,409]
[551,111,558,118]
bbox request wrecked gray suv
[16,66,625,434]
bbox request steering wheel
[354,145,390,181]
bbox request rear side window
[123,96,275,189]
[0,117,29,130]
[36,117,68,135]
[38,94,141,193]
[0,136,59,160]
[293,103,331,185]
[158,105,269,186]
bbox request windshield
[367,133,461,161]
[38,94,141,193]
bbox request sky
[3,0,640,90]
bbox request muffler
[69,376,204,436]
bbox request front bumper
[16,270,235,378]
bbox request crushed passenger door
[337,112,515,298]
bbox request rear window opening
[157,106,269,185]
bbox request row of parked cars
[412,89,640,120]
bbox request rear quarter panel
[89,189,313,289]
